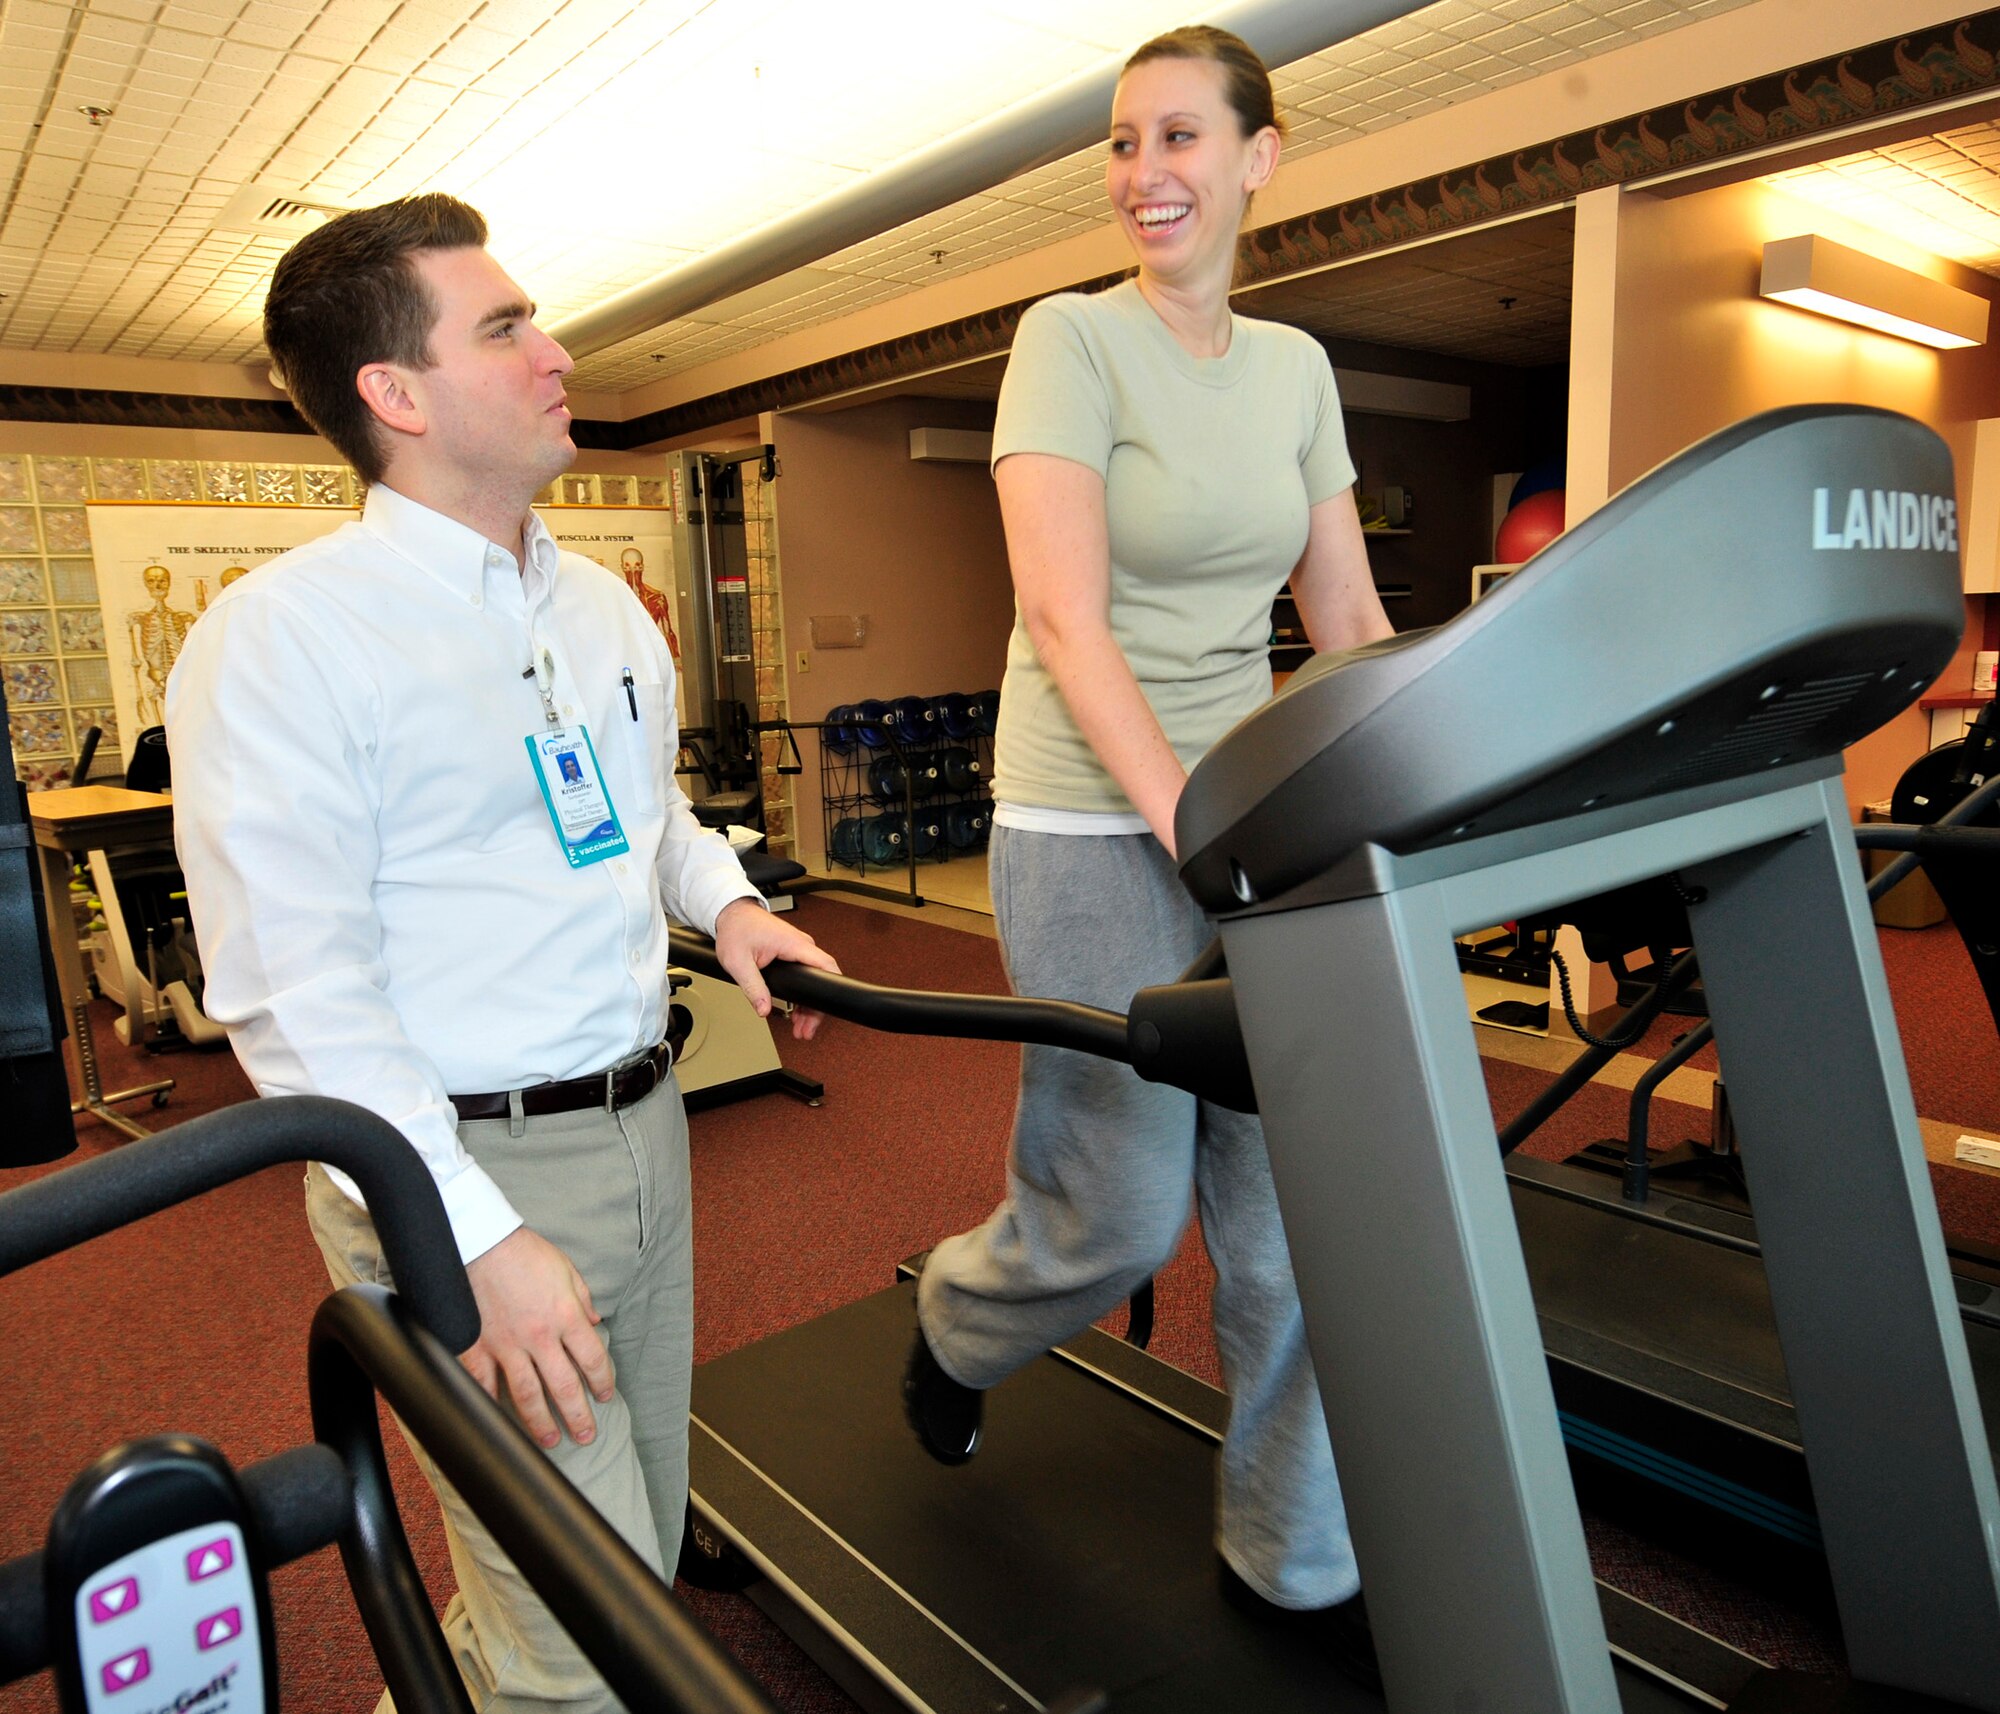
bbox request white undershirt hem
[992,800,1151,837]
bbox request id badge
[526,725,630,867]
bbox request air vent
[211,184,350,239]
[1654,671,1877,793]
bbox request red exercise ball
[1495,488,1566,564]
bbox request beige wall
[771,395,1012,868]
[0,420,343,462]
[1570,179,2000,814]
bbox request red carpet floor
[1,901,1996,1711]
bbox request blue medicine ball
[1508,455,1565,512]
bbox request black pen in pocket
[622,666,638,720]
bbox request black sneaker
[902,1324,982,1465]
[1217,1557,1382,1693]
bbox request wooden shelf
[1273,540,1412,648]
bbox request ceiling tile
[0,0,1787,390]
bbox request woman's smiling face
[1106,54,1277,288]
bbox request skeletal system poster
[83,502,361,752]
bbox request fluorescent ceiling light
[1760,233,1988,349]
[1763,136,2000,276]
[469,1,1204,295]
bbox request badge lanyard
[523,636,630,868]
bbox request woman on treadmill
[903,23,1393,1686]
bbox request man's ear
[357,363,424,438]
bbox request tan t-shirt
[989,279,1358,815]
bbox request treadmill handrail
[311,1285,779,1714]
[0,1445,350,1686]
[666,925,1257,1110]
[0,1110,774,1712]
[667,924,1128,1058]
[1852,821,2000,855]
[0,1096,479,1352]
[1499,772,2000,1159]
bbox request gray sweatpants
[307,1074,694,1713]
[920,827,1358,1608]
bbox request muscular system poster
[534,507,687,724]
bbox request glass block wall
[744,460,794,858]
[538,472,670,508]
[5,452,793,857]
[1,452,360,790]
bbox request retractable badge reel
[46,1435,275,1714]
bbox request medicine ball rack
[816,694,996,902]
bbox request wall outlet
[1957,1135,2000,1169]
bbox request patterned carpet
[0,898,1995,1711]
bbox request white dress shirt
[167,484,760,1263]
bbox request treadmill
[1507,1125,2000,1591]
[682,405,2000,1712]
[1491,726,2000,1591]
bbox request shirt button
[562,704,574,716]
[614,861,628,875]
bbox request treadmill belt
[1505,1164,2000,1595]
[1513,1181,1798,1431]
[1511,1170,2000,1460]
[693,1282,1373,1710]
[691,1282,1714,1713]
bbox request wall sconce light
[1761,234,1989,349]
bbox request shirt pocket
[622,680,672,817]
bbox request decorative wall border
[4,10,1997,447]
[1236,12,1999,288]
[0,385,305,436]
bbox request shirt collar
[520,510,561,608]
[362,483,550,610]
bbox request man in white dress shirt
[167,193,835,1712]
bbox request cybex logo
[1812,487,1957,552]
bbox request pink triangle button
[196,1607,241,1650]
[185,1538,233,1581]
[88,1577,139,1623]
[100,1648,149,1693]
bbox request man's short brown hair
[264,194,488,484]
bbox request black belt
[450,1042,672,1122]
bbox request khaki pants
[307,1075,693,1713]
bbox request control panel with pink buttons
[69,1521,263,1712]
[44,1437,273,1714]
